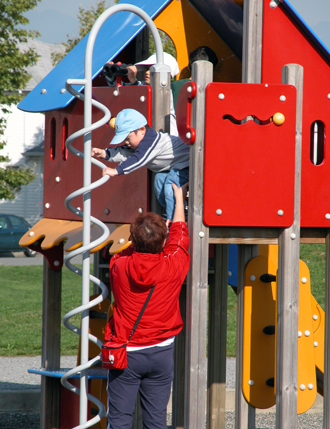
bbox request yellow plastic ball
[272,112,285,126]
[109,117,116,129]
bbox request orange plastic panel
[243,255,277,409]
[296,261,317,414]
[43,85,151,223]
[203,83,296,227]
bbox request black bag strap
[111,285,156,343]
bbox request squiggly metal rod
[61,3,167,427]
[60,81,110,427]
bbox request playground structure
[17,0,330,428]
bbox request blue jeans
[154,168,189,220]
[107,343,174,429]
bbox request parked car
[0,214,36,257]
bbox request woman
[105,183,190,429]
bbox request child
[91,108,189,223]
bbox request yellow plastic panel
[153,0,242,83]
[243,255,277,409]
[311,295,324,375]
[297,260,317,414]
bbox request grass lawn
[0,244,326,357]
[0,264,91,357]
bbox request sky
[24,0,330,49]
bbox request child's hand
[102,167,118,177]
[91,148,105,158]
[127,65,138,84]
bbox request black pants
[107,343,174,429]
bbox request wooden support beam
[235,245,258,429]
[207,244,229,429]
[276,63,303,429]
[184,60,213,429]
[40,257,62,429]
[172,283,186,429]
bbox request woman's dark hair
[130,212,167,254]
[188,46,218,70]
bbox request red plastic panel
[43,85,151,223]
[203,83,296,227]
[176,81,197,144]
[262,0,330,227]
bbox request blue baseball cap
[109,109,147,145]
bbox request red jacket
[104,222,190,346]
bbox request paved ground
[0,356,325,428]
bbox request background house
[0,39,64,226]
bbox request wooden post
[207,244,229,428]
[40,258,62,429]
[235,245,258,429]
[149,65,171,215]
[184,59,213,429]
[324,231,330,428]
[235,0,263,427]
[276,64,303,429]
[172,283,186,429]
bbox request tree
[0,0,40,200]
[52,1,112,66]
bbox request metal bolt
[113,90,119,97]
[45,203,50,209]
[250,275,256,282]
[140,96,145,102]
[280,95,286,102]
[199,231,205,238]
[54,261,60,267]
[301,277,307,284]
[41,89,47,94]
[186,132,191,139]
[138,208,143,213]
[60,88,66,94]
[277,209,284,216]
[290,233,296,240]
[300,384,306,391]
[248,380,254,386]
[218,93,225,100]
[216,209,222,215]
[28,231,34,236]
[304,330,310,337]
[326,213,330,219]
[104,209,110,215]
[313,314,318,320]
[55,176,60,182]
[118,238,124,244]
[187,86,192,93]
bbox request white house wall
[0,106,45,225]
[1,105,44,166]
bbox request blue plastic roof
[19,0,330,113]
[18,0,170,113]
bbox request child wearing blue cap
[91,108,189,224]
